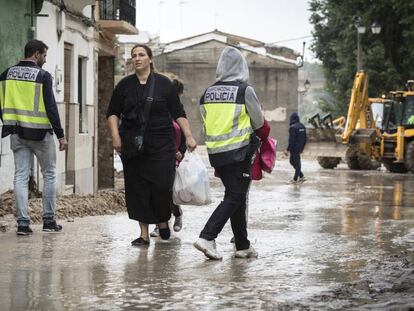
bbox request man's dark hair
[24,40,48,58]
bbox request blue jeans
[10,133,57,226]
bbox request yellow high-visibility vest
[200,83,252,154]
[0,65,51,129]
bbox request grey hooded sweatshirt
[215,47,264,130]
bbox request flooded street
[0,159,413,310]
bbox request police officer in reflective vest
[194,47,266,259]
[0,40,67,235]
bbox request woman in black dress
[106,44,197,246]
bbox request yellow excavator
[305,71,414,173]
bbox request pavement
[0,157,414,310]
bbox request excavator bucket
[304,128,348,158]
[302,113,347,158]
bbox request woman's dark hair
[172,78,184,95]
[24,40,48,58]
[131,44,155,72]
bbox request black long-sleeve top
[0,61,64,140]
[106,72,186,157]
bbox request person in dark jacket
[284,112,307,184]
[0,40,68,235]
[106,44,196,247]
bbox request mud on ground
[0,186,125,232]
[305,253,414,310]
[1,159,413,310]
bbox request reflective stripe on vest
[0,80,5,111]
[201,84,252,154]
[2,66,51,129]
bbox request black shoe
[43,221,63,233]
[131,237,150,246]
[159,227,171,240]
[17,226,33,236]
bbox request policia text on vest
[1,65,52,130]
[200,83,253,155]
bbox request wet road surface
[1,160,413,310]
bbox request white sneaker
[173,215,182,232]
[235,246,258,258]
[298,176,307,183]
[150,226,159,237]
[288,179,298,184]
[193,238,223,260]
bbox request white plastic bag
[173,152,211,206]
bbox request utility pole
[179,0,187,35]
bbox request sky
[136,0,315,61]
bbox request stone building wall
[98,56,115,189]
[154,40,298,148]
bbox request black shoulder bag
[120,74,155,160]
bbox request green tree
[309,0,414,117]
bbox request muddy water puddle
[0,160,413,310]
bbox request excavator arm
[341,71,373,143]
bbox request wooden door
[64,43,74,186]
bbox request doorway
[64,43,75,189]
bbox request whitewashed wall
[36,2,96,194]
[0,134,14,193]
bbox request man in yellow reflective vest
[194,47,268,260]
[0,40,68,235]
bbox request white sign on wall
[263,106,287,122]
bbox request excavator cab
[383,94,414,131]
[401,95,414,128]
[382,100,403,133]
[371,102,384,129]
[380,92,414,173]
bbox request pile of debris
[0,189,126,231]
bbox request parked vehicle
[305,71,414,173]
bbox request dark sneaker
[43,221,63,233]
[159,227,171,240]
[131,237,150,247]
[17,226,33,236]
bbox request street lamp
[298,79,311,118]
[353,17,381,70]
[371,22,381,34]
[304,79,311,92]
[298,79,311,95]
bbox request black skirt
[122,150,176,223]
[118,97,180,224]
